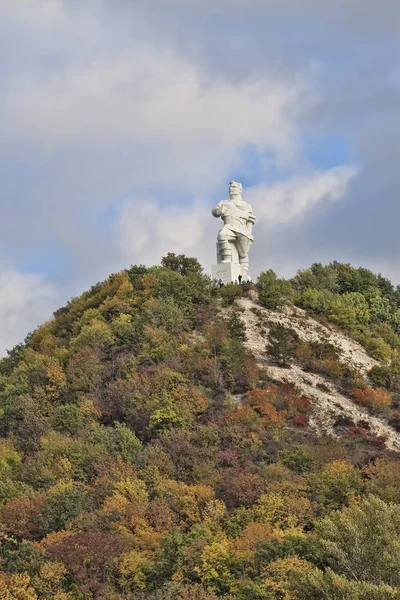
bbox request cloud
[116,199,212,268]
[3,48,313,177]
[0,267,57,355]
[247,166,358,226]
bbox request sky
[0,0,399,354]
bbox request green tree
[291,567,399,600]
[228,311,247,342]
[279,445,313,474]
[267,324,299,367]
[257,270,294,310]
[161,253,203,276]
[315,495,400,588]
[292,263,339,293]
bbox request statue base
[212,263,249,285]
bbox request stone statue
[212,181,256,279]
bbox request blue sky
[0,0,399,354]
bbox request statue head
[229,181,242,201]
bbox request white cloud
[247,166,358,226]
[0,267,57,355]
[116,200,211,267]
[4,50,313,177]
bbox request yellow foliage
[45,364,66,401]
[195,538,235,593]
[39,561,66,583]
[263,556,312,599]
[53,458,73,482]
[118,550,150,590]
[113,478,149,504]
[47,479,76,496]
[255,492,313,530]
[0,573,38,600]
[157,480,214,526]
[79,397,101,424]
[103,478,149,532]
[100,275,135,316]
[203,499,227,524]
[32,562,71,599]
[0,440,21,478]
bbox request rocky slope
[231,297,400,451]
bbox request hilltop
[1,255,400,599]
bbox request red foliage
[217,469,265,509]
[44,531,130,597]
[246,386,312,428]
[293,414,309,427]
[1,495,45,540]
[352,387,392,412]
[346,427,386,448]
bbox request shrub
[328,293,370,332]
[296,288,334,314]
[279,446,313,474]
[364,337,392,362]
[389,412,400,432]
[257,270,294,310]
[219,283,244,306]
[352,387,392,413]
[368,364,391,388]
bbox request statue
[212,181,256,279]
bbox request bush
[364,337,392,362]
[218,283,244,306]
[328,293,370,332]
[368,364,391,388]
[257,270,294,310]
[311,360,344,380]
[352,387,392,413]
[296,288,334,314]
[279,446,313,474]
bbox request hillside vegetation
[1,255,400,599]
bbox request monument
[212,181,256,284]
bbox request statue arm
[212,205,222,218]
[212,201,229,219]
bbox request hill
[0,255,400,599]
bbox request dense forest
[1,254,400,599]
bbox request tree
[291,567,399,600]
[257,270,294,310]
[292,263,339,293]
[196,538,236,594]
[161,253,203,276]
[315,495,400,588]
[228,311,247,342]
[267,324,299,367]
[310,460,363,511]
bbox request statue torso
[217,199,254,239]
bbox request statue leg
[217,227,236,263]
[236,235,250,276]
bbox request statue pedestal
[212,263,247,285]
